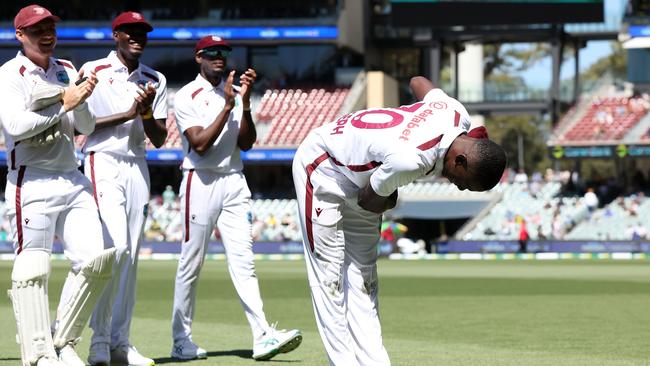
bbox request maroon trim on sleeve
[191,88,204,100]
[416,135,443,151]
[56,60,73,69]
[94,64,112,73]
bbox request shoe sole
[170,353,208,361]
[253,333,303,361]
[279,333,303,354]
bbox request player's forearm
[3,104,66,140]
[410,76,436,101]
[71,102,95,135]
[237,110,256,151]
[358,184,398,214]
[370,153,426,197]
[143,117,168,148]
[191,106,232,155]
[94,111,136,131]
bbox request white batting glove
[22,123,63,146]
[29,81,65,111]
[22,81,65,146]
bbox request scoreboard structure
[390,0,604,26]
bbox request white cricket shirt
[0,51,94,172]
[310,88,488,196]
[81,51,168,157]
[174,74,244,173]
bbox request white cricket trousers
[172,169,270,342]
[5,166,105,309]
[84,152,150,348]
[292,136,391,366]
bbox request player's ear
[195,55,202,65]
[15,29,24,42]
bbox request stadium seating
[557,96,648,142]
[399,180,490,198]
[461,181,590,241]
[256,88,350,146]
[565,194,650,240]
[144,196,301,242]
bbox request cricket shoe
[171,338,207,360]
[252,323,302,361]
[87,342,110,366]
[57,343,85,366]
[110,344,154,366]
[37,356,67,366]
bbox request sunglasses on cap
[198,48,231,59]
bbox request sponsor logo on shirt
[398,108,433,142]
[56,71,69,84]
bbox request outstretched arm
[410,76,436,101]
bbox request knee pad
[9,250,57,365]
[52,247,116,347]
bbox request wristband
[243,107,251,112]
[140,108,153,119]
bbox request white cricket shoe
[87,342,110,366]
[36,356,67,366]
[110,344,155,366]
[171,338,207,360]
[252,324,303,361]
[57,344,85,366]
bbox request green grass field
[1,259,650,365]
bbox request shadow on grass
[0,357,20,361]
[155,349,301,363]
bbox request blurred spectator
[145,219,166,242]
[518,218,529,253]
[396,238,426,255]
[584,188,599,212]
[514,169,528,184]
[163,185,176,207]
[380,219,408,254]
[626,222,648,240]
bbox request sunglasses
[198,49,231,59]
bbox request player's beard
[204,66,225,83]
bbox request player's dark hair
[469,139,507,191]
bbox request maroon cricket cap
[195,36,232,53]
[14,4,60,30]
[111,11,153,32]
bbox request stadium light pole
[517,130,525,170]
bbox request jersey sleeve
[368,146,430,197]
[152,72,168,120]
[63,63,96,135]
[70,102,95,135]
[0,68,67,140]
[79,61,98,115]
[174,90,201,133]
